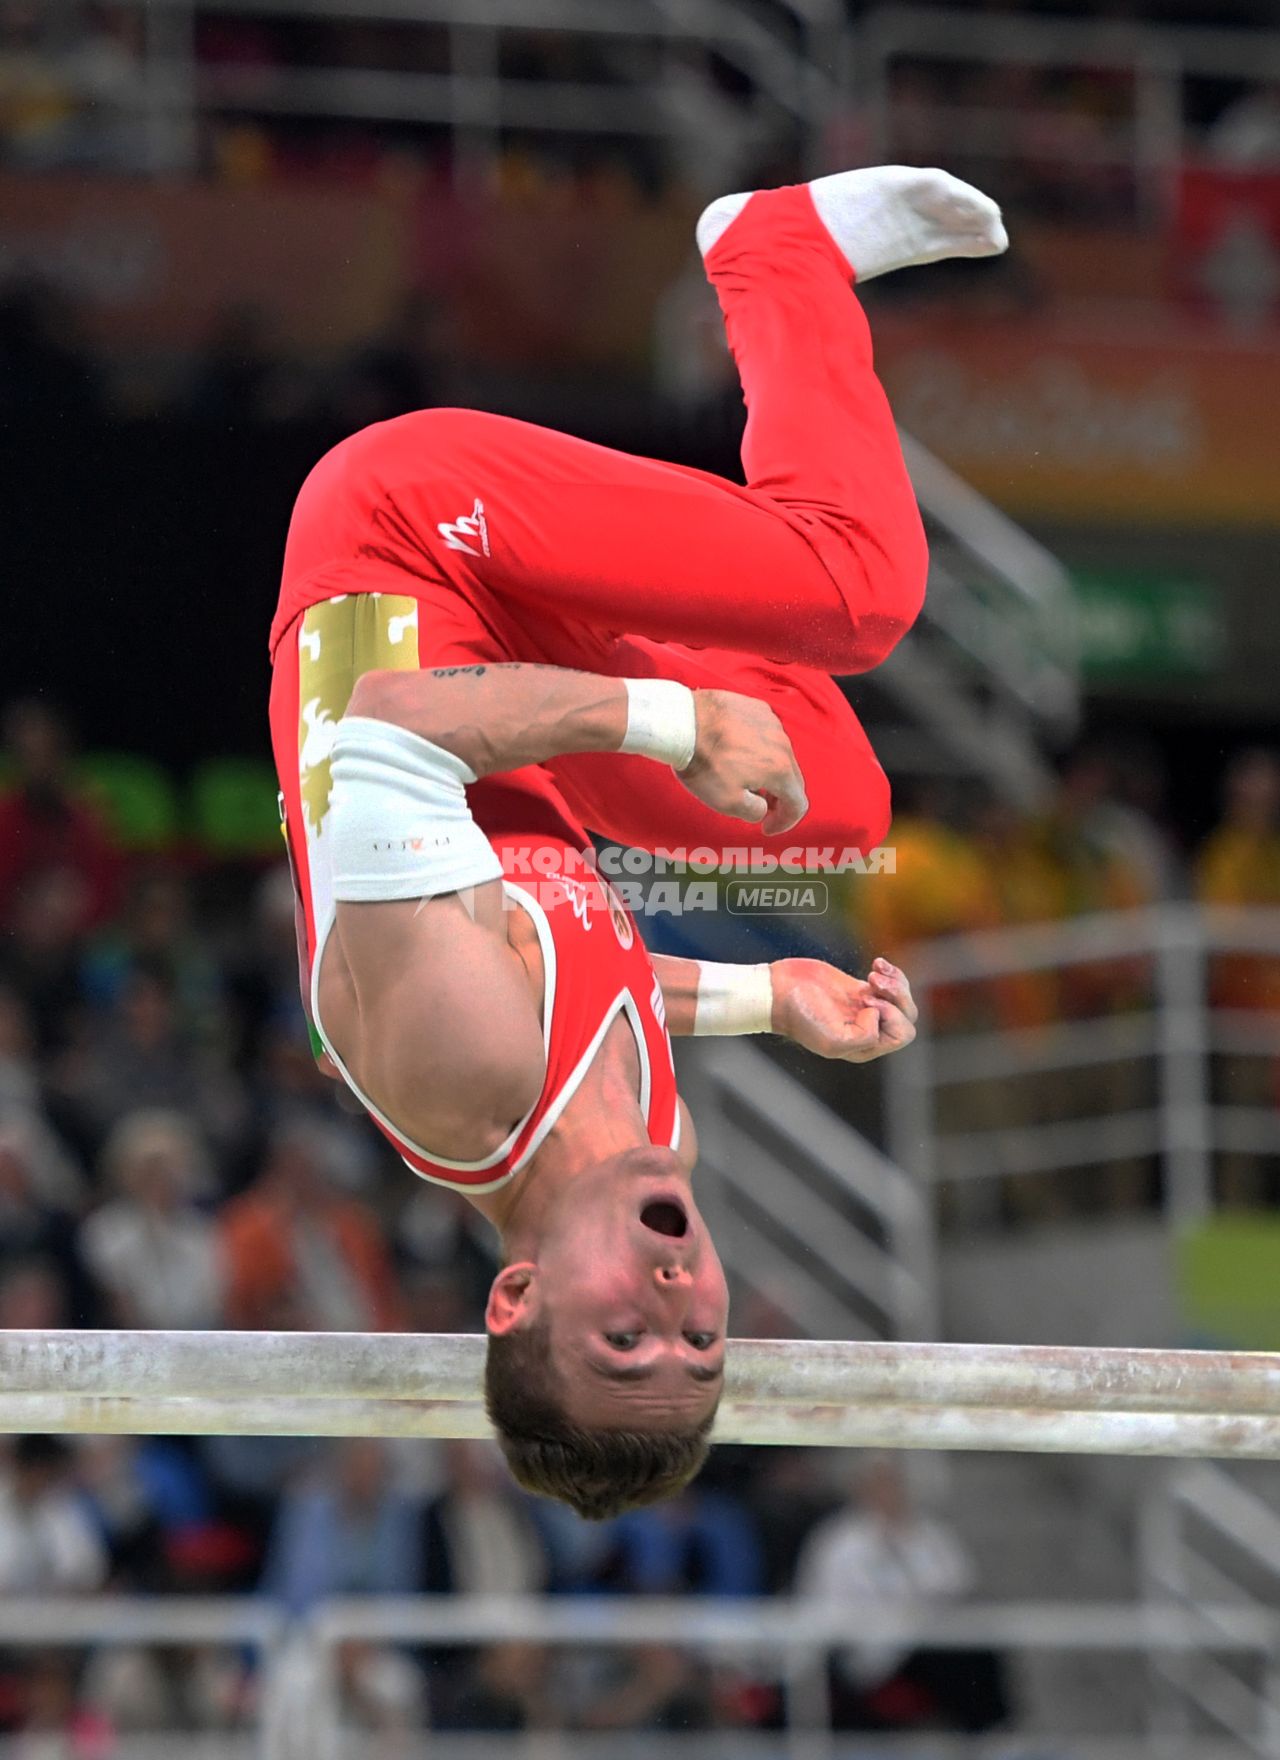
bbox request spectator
[0,1435,108,1594]
[0,0,140,172]
[845,781,1006,1033]
[397,1187,499,1327]
[0,1261,71,1330]
[218,1122,405,1331]
[182,303,298,428]
[329,1639,427,1742]
[0,281,104,423]
[0,1112,93,1322]
[744,1450,842,1597]
[74,1434,216,1592]
[1196,748,1280,1204]
[418,1439,553,1728]
[420,1438,548,1597]
[0,2,76,166]
[55,962,244,1151]
[600,1482,763,1598]
[78,1110,223,1330]
[260,1438,422,1614]
[326,290,451,430]
[5,1650,114,1756]
[974,760,1155,1220]
[0,869,91,1059]
[0,984,40,1113]
[1209,81,1280,169]
[0,699,119,940]
[224,865,306,1072]
[83,871,226,1049]
[793,1454,1008,1734]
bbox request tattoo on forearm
[425,663,557,681]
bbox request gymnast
[268,165,1008,1517]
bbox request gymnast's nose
[655,1264,692,1288]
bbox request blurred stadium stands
[3,1,1280,1754]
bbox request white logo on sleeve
[437,498,491,558]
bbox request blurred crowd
[842,741,1280,1215]
[0,274,459,435]
[3,0,1280,223]
[0,703,1276,1735]
[0,691,1022,1742]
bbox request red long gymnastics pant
[270,183,928,858]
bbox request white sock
[697,166,1008,283]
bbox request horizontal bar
[7,1392,1280,1458]
[14,1333,1280,1416]
[4,1334,1280,1456]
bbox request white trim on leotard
[311,883,675,1195]
[310,882,556,1189]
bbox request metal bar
[911,905,1280,988]
[14,1390,1280,1456]
[196,66,680,135]
[312,1592,1279,1653]
[17,1331,1280,1416]
[928,1012,1160,1085]
[700,1041,927,1230]
[1156,910,1213,1222]
[6,1334,1280,1456]
[0,1597,282,1646]
[862,3,1280,81]
[934,1107,1164,1181]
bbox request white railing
[0,1589,1272,1757]
[678,1036,939,1343]
[76,0,841,178]
[295,1592,1280,1759]
[879,432,1080,809]
[1143,1463,1280,1755]
[853,5,1280,225]
[0,1596,286,1760]
[883,903,1280,1230]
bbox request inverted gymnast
[268,165,1008,1518]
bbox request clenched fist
[770,956,917,1063]
[678,689,809,835]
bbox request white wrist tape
[693,961,774,1036]
[328,716,503,902]
[619,679,698,773]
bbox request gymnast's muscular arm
[319,663,809,1162]
[347,662,808,833]
[650,953,918,1061]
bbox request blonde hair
[99,1109,212,1200]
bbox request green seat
[190,758,282,858]
[1177,1214,1280,1351]
[77,752,179,852]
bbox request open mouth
[640,1199,688,1239]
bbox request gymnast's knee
[825,517,929,675]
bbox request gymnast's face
[489,1145,729,1429]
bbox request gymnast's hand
[770,956,917,1062]
[679,689,809,834]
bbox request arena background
[2,1,1280,1755]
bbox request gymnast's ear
[486,1263,539,1334]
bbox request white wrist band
[620,679,698,773]
[693,961,774,1036]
